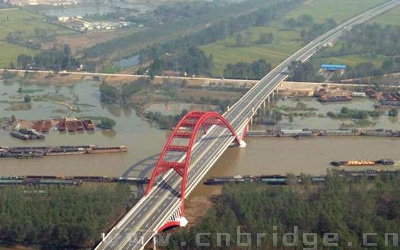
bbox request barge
[0,145,127,159]
[10,131,29,140]
[57,120,66,131]
[81,119,94,130]
[45,148,86,156]
[319,95,352,102]
[86,146,127,154]
[330,159,394,167]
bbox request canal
[1,81,399,197]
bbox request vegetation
[223,59,271,80]
[316,24,400,79]
[15,44,79,71]
[388,108,399,117]
[0,9,75,67]
[23,95,31,103]
[6,28,56,50]
[97,117,117,129]
[0,184,131,249]
[299,18,337,43]
[201,0,386,76]
[373,5,400,26]
[289,61,324,82]
[286,0,385,24]
[327,107,383,119]
[100,78,151,104]
[167,173,400,249]
[148,47,213,78]
[145,109,188,129]
[85,0,301,64]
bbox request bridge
[96,1,400,249]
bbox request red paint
[145,111,241,217]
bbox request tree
[388,108,398,117]
[235,33,244,47]
[341,107,349,114]
[258,32,274,44]
[98,117,116,129]
[17,54,32,69]
[24,95,31,103]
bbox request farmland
[200,26,302,75]
[200,0,389,76]
[286,0,386,23]
[0,8,76,67]
[371,4,400,25]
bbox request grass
[311,54,384,68]
[0,41,36,67]
[200,26,303,75]
[200,0,390,76]
[286,0,386,23]
[371,4,400,26]
[0,9,76,67]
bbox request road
[95,1,400,249]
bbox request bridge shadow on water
[121,154,181,197]
[121,153,160,196]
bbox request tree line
[15,44,79,71]
[6,28,56,50]
[99,78,151,104]
[223,59,271,80]
[166,173,400,249]
[137,0,303,68]
[147,47,213,78]
[320,24,400,79]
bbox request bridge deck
[96,1,400,249]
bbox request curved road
[96,1,400,249]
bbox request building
[321,64,347,71]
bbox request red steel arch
[145,111,241,216]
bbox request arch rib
[145,111,241,218]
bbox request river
[1,81,399,197]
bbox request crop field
[201,26,303,76]
[0,8,76,67]
[201,0,391,76]
[0,41,36,67]
[311,54,384,68]
[371,4,400,25]
[286,0,386,23]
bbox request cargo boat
[10,131,29,140]
[15,152,44,159]
[66,120,76,132]
[330,159,394,167]
[319,95,352,102]
[82,119,94,130]
[20,129,45,139]
[45,148,86,156]
[57,120,66,131]
[73,120,84,131]
[86,146,127,154]
[32,121,43,131]
[41,120,52,133]
[203,175,252,185]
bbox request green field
[311,54,384,68]
[0,41,36,67]
[201,0,393,76]
[0,8,76,67]
[371,4,400,25]
[201,26,302,75]
[286,0,386,23]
